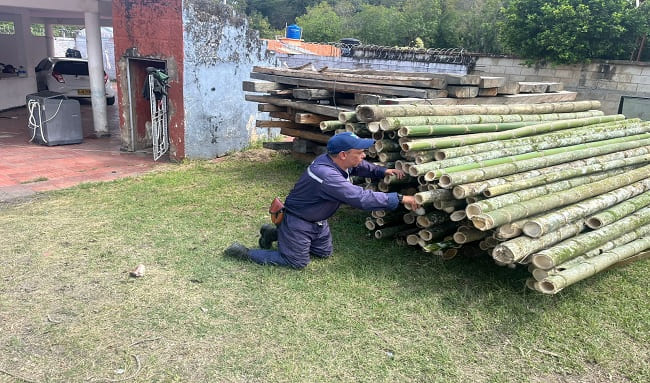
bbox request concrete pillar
[45,23,55,57]
[84,11,109,136]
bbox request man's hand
[385,168,406,179]
[401,195,420,211]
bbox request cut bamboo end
[537,281,559,294]
[418,229,433,242]
[532,268,549,281]
[531,253,555,269]
[438,175,453,188]
[453,232,467,244]
[374,210,386,218]
[408,166,420,177]
[585,216,604,229]
[400,142,410,151]
[522,221,544,238]
[372,131,384,140]
[470,215,493,231]
[415,215,429,227]
[403,234,417,246]
[403,212,416,224]
[434,151,446,161]
[465,204,482,219]
[452,186,468,199]
[442,248,458,260]
[379,119,393,131]
[492,246,515,264]
[368,122,381,133]
[525,278,537,291]
[365,220,376,230]
[398,127,408,137]
[450,210,467,222]
[424,171,437,182]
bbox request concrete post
[45,23,55,57]
[84,11,109,136]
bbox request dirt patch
[219,148,281,163]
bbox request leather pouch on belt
[269,197,285,225]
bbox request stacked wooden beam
[244,66,574,158]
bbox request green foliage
[351,4,405,46]
[456,0,505,53]
[247,11,279,39]
[500,0,644,64]
[295,1,343,42]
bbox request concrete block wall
[278,54,468,75]
[474,57,650,115]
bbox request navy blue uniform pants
[249,213,333,268]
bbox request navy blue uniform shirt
[284,153,400,222]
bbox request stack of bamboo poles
[342,100,650,294]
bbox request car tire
[106,96,115,106]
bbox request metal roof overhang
[0,0,113,26]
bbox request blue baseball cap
[327,132,375,154]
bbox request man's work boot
[223,242,250,260]
[258,224,278,249]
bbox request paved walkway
[0,102,165,202]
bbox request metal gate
[148,71,169,161]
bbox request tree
[351,4,405,46]
[295,1,343,42]
[457,0,505,53]
[247,11,279,39]
[500,0,644,64]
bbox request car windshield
[53,61,89,76]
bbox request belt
[285,210,325,226]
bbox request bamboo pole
[408,122,647,177]
[454,145,650,199]
[320,120,345,132]
[471,164,650,231]
[438,136,650,185]
[435,119,641,160]
[531,205,650,269]
[484,153,650,197]
[374,224,415,239]
[453,228,489,244]
[538,236,650,294]
[585,190,650,229]
[338,111,358,123]
[355,100,601,122]
[398,121,541,137]
[492,220,585,264]
[415,211,450,227]
[523,178,650,238]
[379,110,604,131]
[402,115,623,151]
[466,168,630,218]
[414,189,453,205]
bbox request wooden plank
[479,76,506,88]
[269,111,293,120]
[447,85,479,98]
[250,72,445,99]
[355,93,383,105]
[380,97,457,105]
[253,66,447,89]
[444,74,481,86]
[258,103,285,112]
[519,82,549,93]
[268,89,294,96]
[478,87,498,97]
[295,113,330,124]
[292,88,331,100]
[245,94,352,118]
[242,80,288,92]
[263,141,293,150]
[497,81,520,95]
[256,120,297,128]
[547,82,564,92]
[280,127,332,144]
[411,91,578,105]
[292,138,327,154]
[316,68,449,88]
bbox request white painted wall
[182,1,278,159]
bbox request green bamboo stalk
[538,236,650,294]
[531,205,650,269]
[374,139,402,153]
[399,121,540,137]
[580,221,650,259]
[338,111,358,123]
[320,120,345,132]
[415,211,450,227]
[466,168,630,218]
[379,110,604,131]
[471,164,650,231]
[437,135,650,185]
[409,122,648,177]
[355,100,602,122]
[402,115,623,151]
[484,153,650,197]
[453,145,650,199]
[378,151,404,163]
[345,122,371,136]
[435,119,641,160]
[523,178,650,238]
[586,190,650,229]
[492,220,585,264]
[453,227,489,244]
[414,189,453,205]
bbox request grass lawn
[0,149,648,383]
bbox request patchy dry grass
[0,149,648,382]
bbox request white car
[35,57,116,105]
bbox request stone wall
[474,57,650,115]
